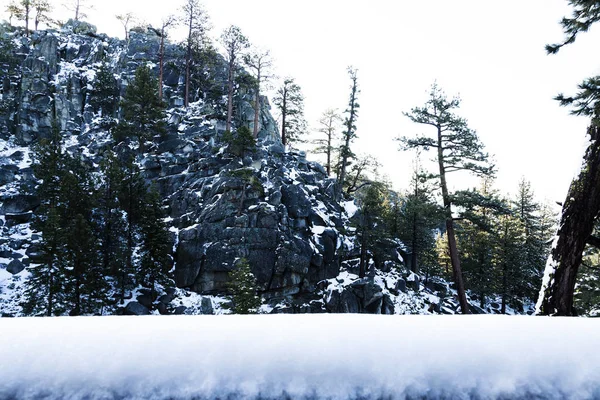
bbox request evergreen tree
[355,183,388,278]
[344,154,379,195]
[117,157,147,303]
[400,83,493,314]
[513,178,549,301]
[220,25,249,132]
[17,0,32,35]
[24,121,66,316]
[138,186,173,308]
[313,109,341,176]
[32,0,51,31]
[394,160,443,276]
[60,154,102,315]
[65,0,92,21]
[157,15,178,101]
[116,12,135,42]
[273,78,306,147]
[244,49,273,138]
[222,125,256,158]
[115,65,166,151]
[227,258,261,314]
[454,178,504,309]
[337,67,360,195]
[181,0,209,108]
[98,151,128,279]
[90,62,119,124]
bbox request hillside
[0,20,506,317]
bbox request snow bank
[0,315,599,399]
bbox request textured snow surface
[1,315,599,400]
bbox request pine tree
[32,0,51,31]
[220,25,249,132]
[90,62,119,125]
[138,186,172,308]
[273,78,306,147]
[65,0,92,21]
[222,125,256,158]
[400,83,493,314]
[337,67,360,194]
[181,0,209,108]
[24,121,66,316]
[115,65,166,151]
[117,157,147,303]
[244,49,273,138]
[116,12,135,42]
[454,178,504,309]
[227,258,261,314]
[395,160,443,276]
[157,15,178,101]
[313,109,342,176]
[355,183,387,278]
[98,151,128,279]
[60,154,102,315]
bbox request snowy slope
[1,315,599,399]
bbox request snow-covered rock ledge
[0,315,599,399]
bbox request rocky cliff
[0,21,466,316]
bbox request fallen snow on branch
[0,315,599,399]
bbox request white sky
[3,0,599,204]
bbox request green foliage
[453,178,554,311]
[24,121,105,316]
[273,77,307,146]
[401,83,494,177]
[354,181,389,277]
[90,62,119,121]
[190,44,227,111]
[337,67,360,190]
[115,65,166,149]
[227,258,261,314]
[222,126,256,157]
[138,186,173,306]
[391,163,443,275]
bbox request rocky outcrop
[0,23,433,315]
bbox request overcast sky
[3,0,599,204]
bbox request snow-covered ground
[0,315,598,400]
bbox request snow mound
[0,315,599,399]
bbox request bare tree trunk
[437,125,470,314]
[158,32,165,101]
[47,264,54,316]
[538,126,600,316]
[281,87,287,146]
[185,15,192,108]
[226,57,234,132]
[359,228,368,278]
[326,127,332,176]
[253,68,261,138]
[25,3,30,36]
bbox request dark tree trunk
[437,125,470,314]
[359,228,368,278]
[158,32,165,101]
[47,265,54,316]
[539,126,600,316]
[253,68,261,138]
[226,56,234,132]
[184,15,192,108]
[281,87,287,146]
